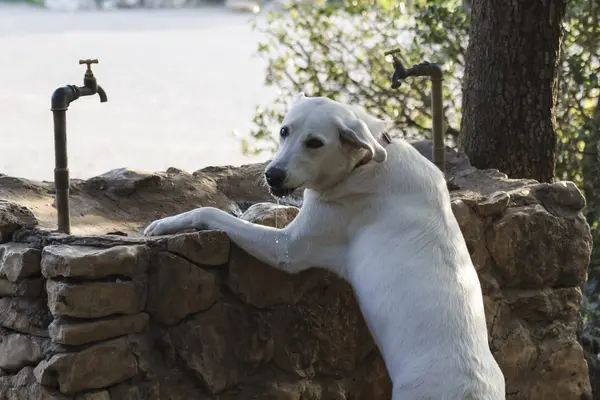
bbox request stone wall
[0,147,594,399]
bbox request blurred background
[0,0,285,181]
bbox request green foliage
[246,0,600,346]
[244,0,469,155]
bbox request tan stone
[146,252,220,325]
[451,199,488,271]
[240,202,299,228]
[41,244,150,280]
[271,276,374,377]
[486,205,591,288]
[227,202,304,308]
[529,341,592,400]
[49,313,149,345]
[0,243,41,282]
[0,297,51,337]
[504,287,581,323]
[34,337,138,394]
[228,244,298,308]
[476,191,510,217]
[164,230,230,266]
[169,301,273,394]
[0,277,44,297]
[46,279,146,318]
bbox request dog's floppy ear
[336,116,387,164]
[293,92,307,104]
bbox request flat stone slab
[46,279,146,319]
[34,337,139,394]
[49,313,150,346]
[162,230,230,266]
[41,244,149,280]
[0,242,41,282]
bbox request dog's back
[343,139,506,400]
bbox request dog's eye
[280,126,290,138]
[305,138,324,149]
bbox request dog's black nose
[264,167,286,188]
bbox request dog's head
[264,93,390,197]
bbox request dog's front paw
[143,217,177,237]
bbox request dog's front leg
[144,207,308,272]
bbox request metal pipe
[50,59,107,234]
[52,109,71,234]
[384,48,445,172]
[430,69,444,172]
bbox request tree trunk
[460,0,566,183]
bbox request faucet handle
[79,59,99,72]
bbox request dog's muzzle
[264,167,297,198]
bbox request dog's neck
[354,131,392,169]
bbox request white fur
[144,94,506,399]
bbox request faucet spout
[51,58,108,234]
[385,48,445,172]
[97,85,108,103]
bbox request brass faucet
[384,48,445,173]
[51,59,108,234]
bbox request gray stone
[46,279,146,318]
[0,366,70,400]
[0,331,52,371]
[0,277,44,297]
[41,244,150,280]
[0,243,41,282]
[0,297,51,337]
[34,337,138,394]
[49,313,150,345]
[0,200,37,243]
[76,390,111,400]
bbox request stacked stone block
[0,177,594,399]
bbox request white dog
[144,94,506,399]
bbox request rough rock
[0,297,52,337]
[0,366,70,400]
[169,301,274,394]
[227,202,306,308]
[0,242,41,281]
[49,313,150,345]
[486,204,591,289]
[46,279,146,318]
[75,391,111,400]
[0,277,44,297]
[163,230,230,266]
[0,149,594,399]
[270,275,374,377]
[0,200,37,243]
[240,202,300,228]
[34,337,139,394]
[0,330,55,372]
[146,252,221,325]
[41,245,150,280]
[476,191,510,217]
